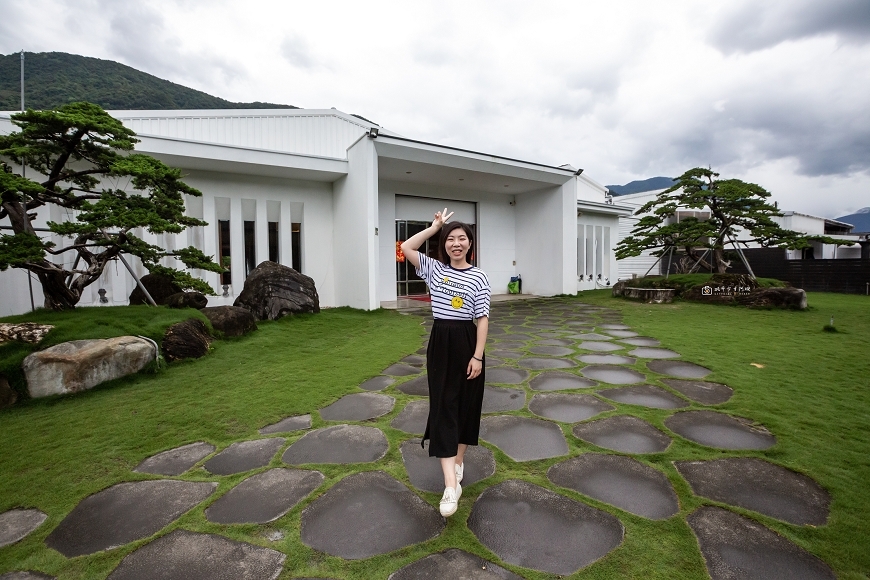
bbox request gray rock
[359,375,395,391]
[647,359,711,378]
[399,440,495,493]
[665,410,775,450]
[528,393,614,423]
[199,306,257,337]
[573,415,672,454]
[282,425,388,464]
[162,319,211,363]
[629,347,681,359]
[23,337,156,398]
[205,468,324,524]
[0,572,55,580]
[106,529,286,580]
[480,415,568,461]
[389,549,523,580]
[0,509,48,548]
[596,385,688,409]
[128,273,181,306]
[518,357,576,369]
[383,363,422,376]
[484,367,530,384]
[661,379,733,405]
[581,365,646,385]
[578,341,624,352]
[687,506,834,580]
[391,400,429,434]
[203,438,286,475]
[395,375,429,396]
[319,393,395,421]
[259,414,312,434]
[134,441,216,476]
[234,261,320,320]
[45,480,217,557]
[0,323,54,344]
[300,471,444,559]
[164,292,208,309]
[468,480,623,575]
[481,385,526,413]
[529,371,597,391]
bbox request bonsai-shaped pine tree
[0,102,224,310]
[615,167,850,274]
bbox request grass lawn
[1,294,868,579]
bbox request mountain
[834,207,870,233]
[606,176,675,196]
[0,51,298,111]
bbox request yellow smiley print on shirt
[451,296,464,309]
[443,276,449,282]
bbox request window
[268,222,279,263]
[291,222,302,272]
[218,220,231,285]
[244,221,256,276]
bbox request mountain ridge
[606,176,674,195]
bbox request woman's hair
[438,221,475,265]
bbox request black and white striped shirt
[416,253,491,320]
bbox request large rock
[164,292,208,309]
[683,274,805,309]
[611,280,627,297]
[22,337,156,398]
[234,261,319,320]
[128,274,182,305]
[162,319,211,362]
[200,306,257,337]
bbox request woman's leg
[440,456,457,489]
[456,443,467,467]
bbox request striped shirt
[416,253,491,320]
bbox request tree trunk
[35,267,81,310]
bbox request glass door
[396,220,437,296]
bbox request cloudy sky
[2,0,869,218]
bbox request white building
[1,108,630,316]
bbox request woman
[400,208,490,517]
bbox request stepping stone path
[319,392,394,421]
[400,439,496,492]
[0,509,47,548]
[549,454,679,519]
[573,415,672,453]
[13,297,836,578]
[675,458,830,525]
[468,480,623,575]
[665,410,776,450]
[300,471,443,559]
[46,480,217,557]
[282,425,388,464]
[203,438,285,475]
[205,468,324,524]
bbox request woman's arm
[400,208,453,269]
[467,315,488,379]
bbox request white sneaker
[440,482,462,517]
[455,462,464,484]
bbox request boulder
[735,287,807,310]
[165,292,208,309]
[234,261,320,320]
[611,280,627,297]
[0,374,16,408]
[162,319,212,362]
[0,323,54,344]
[200,306,257,337]
[128,274,182,306]
[22,337,157,399]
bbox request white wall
[577,213,621,290]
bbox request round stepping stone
[602,330,639,338]
[535,338,573,346]
[573,416,671,453]
[620,337,661,347]
[548,454,679,519]
[203,438,286,475]
[389,548,523,580]
[597,385,688,409]
[687,506,835,580]
[647,359,711,378]
[0,573,54,579]
[529,393,614,423]
[489,349,524,359]
[482,385,526,413]
[526,323,562,330]
[493,340,527,350]
[106,529,286,580]
[134,441,216,476]
[486,367,530,384]
[205,468,324,524]
[0,509,48,548]
[599,324,630,330]
[675,458,830,525]
[480,415,568,461]
[415,346,427,355]
[468,480,623,575]
[581,365,646,385]
[283,425,388,464]
[359,376,395,391]
[301,471,443,559]
[578,341,624,352]
[577,354,636,365]
[497,333,536,341]
[383,363,422,376]
[528,345,574,356]
[570,333,613,341]
[566,320,595,327]
[535,331,569,338]
[400,355,425,367]
[45,480,217,558]
[399,439,496,493]
[661,379,733,405]
[319,392,395,421]
[529,371,596,391]
[395,375,429,396]
[665,410,775,450]
[259,414,312,434]
[391,400,429,434]
[629,347,681,359]
[482,357,502,368]
[518,357,576,369]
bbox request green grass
[624,273,786,294]
[1,295,869,579]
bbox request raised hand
[433,207,455,229]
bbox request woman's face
[445,228,471,262]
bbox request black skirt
[423,319,485,458]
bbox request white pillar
[230,197,244,293]
[202,194,219,293]
[280,202,293,268]
[256,199,269,266]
